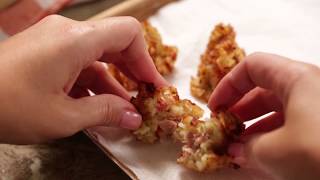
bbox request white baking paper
[87,0,320,179]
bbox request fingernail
[120,111,142,130]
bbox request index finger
[208,52,309,111]
[80,17,168,87]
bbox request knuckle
[98,95,115,125]
[41,15,78,35]
[245,52,266,67]
[37,15,81,44]
[122,16,141,28]
[92,16,143,54]
[44,14,63,21]
[290,62,320,82]
[248,52,266,59]
[97,95,122,127]
[296,63,320,76]
[40,14,68,25]
[119,16,142,35]
[91,61,107,74]
[106,16,141,33]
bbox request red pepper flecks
[132,83,244,172]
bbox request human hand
[0,15,168,144]
[208,52,320,180]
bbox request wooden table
[0,133,130,179]
[60,0,125,20]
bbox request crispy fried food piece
[142,21,178,75]
[131,83,203,143]
[191,24,245,102]
[132,83,244,172]
[108,21,178,91]
[174,111,244,172]
[108,64,138,91]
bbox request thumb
[71,94,142,130]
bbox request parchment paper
[87,0,320,179]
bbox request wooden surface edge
[84,130,139,180]
[88,0,178,21]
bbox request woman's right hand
[0,15,168,144]
[208,52,320,180]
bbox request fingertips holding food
[208,52,306,111]
[81,16,169,88]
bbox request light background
[92,0,320,179]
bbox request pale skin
[208,53,320,180]
[0,15,167,144]
[0,15,319,180]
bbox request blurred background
[60,0,125,20]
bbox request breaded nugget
[132,83,244,172]
[108,64,138,91]
[191,24,245,102]
[131,83,203,143]
[143,21,178,75]
[174,111,244,171]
